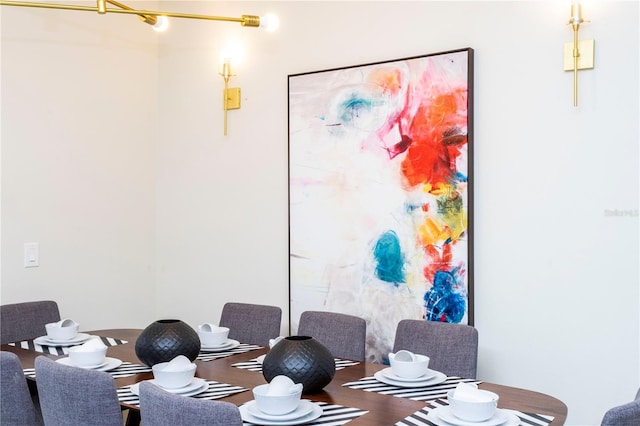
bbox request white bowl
[152,362,197,389]
[67,345,107,368]
[447,388,499,422]
[389,353,430,378]
[45,321,79,341]
[253,383,302,415]
[198,326,229,346]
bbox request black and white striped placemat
[242,401,368,426]
[196,343,262,361]
[23,361,152,379]
[342,375,480,402]
[117,380,248,407]
[395,398,554,426]
[232,357,360,372]
[9,335,128,355]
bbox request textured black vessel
[262,336,335,393]
[135,319,200,367]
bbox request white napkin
[51,318,78,328]
[266,375,303,395]
[254,354,266,364]
[269,336,284,349]
[198,323,226,333]
[75,338,107,351]
[453,382,493,402]
[161,355,193,372]
[389,350,416,362]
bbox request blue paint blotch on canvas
[404,202,422,213]
[373,230,405,285]
[424,267,466,323]
[340,95,373,124]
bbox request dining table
[2,328,568,426]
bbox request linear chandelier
[0,0,280,32]
[2,0,279,136]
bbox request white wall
[0,3,159,328]
[1,1,638,425]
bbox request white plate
[130,378,208,397]
[95,357,123,371]
[34,333,93,346]
[246,400,315,421]
[240,402,322,425]
[380,367,437,382]
[374,370,447,388]
[200,339,240,352]
[56,357,109,370]
[429,406,519,426]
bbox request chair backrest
[601,388,640,426]
[219,302,282,347]
[297,311,367,361]
[392,319,478,379]
[139,381,242,426]
[35,356,123,426]
[1,351,44,426]
[1,301,61,344]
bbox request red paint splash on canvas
[400,82,467,189]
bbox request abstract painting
[288,48,474,362]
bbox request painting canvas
[288,48,474,363]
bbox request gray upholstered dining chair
[297,310,367,361]
[35,356,123,426]
[1,351,44,426]
[219,302,282,347]
[392,319,478,379]
[601,388,640,426]
[0,300,60,344]
[139,381,242,426]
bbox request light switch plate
[24,242,39,268]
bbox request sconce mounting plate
[564,39,595,71]
[224,88,241,110]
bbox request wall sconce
[220,58,241,136]
[564,0,595,107]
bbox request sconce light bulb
[570,1,582,24]
[152,16,169,32]
[260,14,279,32]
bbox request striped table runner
[242,401,368,426]
[232,358,360,372]
[196,343,262,361]
[8,335,127,356]
[23,361,152,379]
[342,375,480,402]
[395,398,554,426]
[117,380,248,407]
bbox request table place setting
[117,355,247,406]
[395,384,555,426]
[8,319,128,355]
[240,376,368,426]
[232,356,360,373]
[117,379,248,407]
[343,350,480,402]
[23,360,152,379]
[52,336,126,371]
[191,321,263,360]
[195,341,260,359]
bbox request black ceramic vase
[135,319,200,367]
[262,336,335,393]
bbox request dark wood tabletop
[2,328,567,425]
